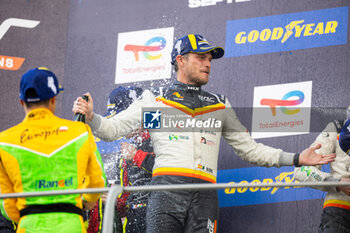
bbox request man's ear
[50,96,56,105]
[19,99,25,107]
[176,55,184,66]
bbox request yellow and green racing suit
[0,108,106,233]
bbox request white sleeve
[222,99,294,167]
[89,90,156,141]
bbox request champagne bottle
[74,95,89,123]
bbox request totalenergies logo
[235,20,338,44]
[260,90,304,116]
[124,37,166,61]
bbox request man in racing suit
[73,34,335,233]
[294,119,350,233]
[0,67,106,233]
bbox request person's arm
[120,142,155,173]
[294,122,339,192]
[73,90,155,142]
[82,126,107,203]
[0,157,19,223]
[222,99,335,167]
[135,151,155,173]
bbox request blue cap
[171,34,224,65]
[104,86,143,118]
[20,67,63,103]
[339,119,350,155]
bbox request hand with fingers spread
[298,143,336,166]
[72,92,94,123]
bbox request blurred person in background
[87,86,155,233]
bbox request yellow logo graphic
[173,91,184,98]
[224,171,299,195]
[235,20,338,44]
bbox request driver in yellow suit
[0,67,106,233]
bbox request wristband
[293,153,301,167]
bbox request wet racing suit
[87,132,154,233]
[116,133,155,233]
[295,120,350,233]
[0,108,106,233]
[89,81,297,233]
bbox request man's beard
[188,75,208,86]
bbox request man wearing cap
[73,34,335,233]
[0,67,106,233]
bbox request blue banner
[217,166,329,207]
[225,7,348,57]
[96,137,130,154]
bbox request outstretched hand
[72,92,94,123]
[298,143,336,166]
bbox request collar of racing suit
[172,80,202,94]
[24,108,54,122]
[169,81,204,109]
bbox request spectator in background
[87,86,155,233]
[294,114,350,233]
[0,67,106,233]
[117,128,155,233]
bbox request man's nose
[205,59,211,68]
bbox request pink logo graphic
[260,90,305,116]
[124,36,166,61]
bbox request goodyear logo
[225,7,348,57]
[224,172,297,195]
[217,166,327,207]
[36,177,73,189]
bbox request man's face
[181,52,213,86]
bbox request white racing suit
[89,81,297,233]
[294,121,350,233]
